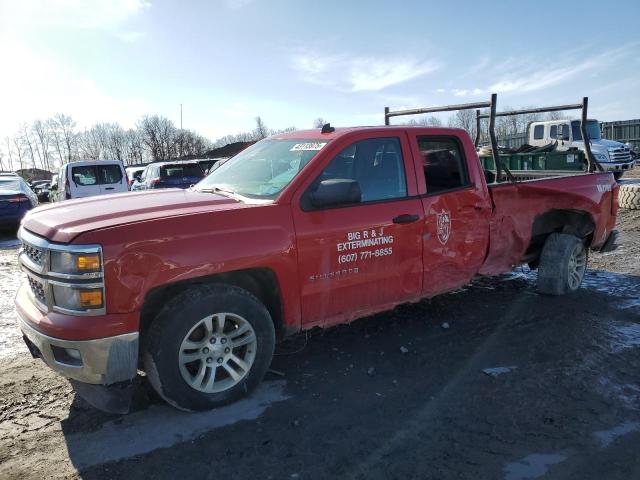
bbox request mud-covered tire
[537,233,588,295]
[143,283,275,411]
[618,183,640,210]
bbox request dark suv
[132,161,205,190]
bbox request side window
[417,137,469,194]
[314,137,407,203]
[98,165,123,184]
[533,125,545,140]
[560,124,570,141]
[71,166,98,186]
[550,125,557,139]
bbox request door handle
[392,214,419,224]
[104,187,115,190]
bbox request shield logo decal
[436,209,451,245]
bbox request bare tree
[312,117,326,128]
[19,123,38,169]
[99,123,128,162]
[175,129,211,158]
[5,137,15,171]
[11,135,25,171]
[51,113,77,163]
[125,129,144,164]
[546,111,565,121]
[254,116,269,139]
[78,125,109,160]
[32,120,52,171]
[421,115,442,127]
[138,115,178,161]
[448,109,476,140]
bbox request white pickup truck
[527,119,634,179]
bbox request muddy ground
[1,182,639,479]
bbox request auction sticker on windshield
[290,142,327,151]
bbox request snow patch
[593,421,640,448]
[504,453,567,480]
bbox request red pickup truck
[16,126,619,412]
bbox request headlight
[50,251,101,275]
[52,285,104,311]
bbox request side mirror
[310,179,361,208]
[50,184,58,191]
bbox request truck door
[407,133,491,296]
[97,163,126,195]
[292,134,423,327]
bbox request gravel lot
[1,178,639,480]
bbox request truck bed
[479,172,617,276]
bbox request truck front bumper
[600,161,635,173]
[17,306,139,386]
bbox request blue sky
[1,0,639,140]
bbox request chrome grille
[609,147,631,162]
[22,242,45,266]
[27,275,47,305]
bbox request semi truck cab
[527,119,635,178]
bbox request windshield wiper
[197,186,243,201]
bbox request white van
[52,161,128,201]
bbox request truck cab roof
[271,126,468,142]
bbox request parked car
[15,124,619,413]
[52,161,128,201]
[125,166,146,188]
[30,180,52,203]
[527,119,635,179]
[207,157,230,173]
[0,176,38,227]
[132,161,205,190]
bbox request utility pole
[180,104,183,130]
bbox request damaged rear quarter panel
[479,172,617,275]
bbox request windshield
[571,120,601,141]
[196,139,328,199]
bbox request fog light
[65,348,81,360]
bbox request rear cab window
[416,137,470,194]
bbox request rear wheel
[144,284,275,411]
[537,233,587,295]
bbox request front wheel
[143,284,275,411]
[537,233,588,295]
